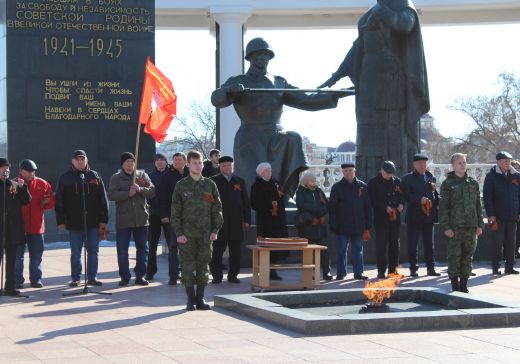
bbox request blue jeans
[168,229,180,279]
[336,234,364,276]
[69,228,100,281]
[15,234,45,285]
[116,226,148,281]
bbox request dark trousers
[146,214,173,277]
[407,220,435,271]
[0,244,17,291]
[116,226,148,281]
[308,240,330,275]
[210,239,241,281]
[375,223,400,274]
[493,219,517,270]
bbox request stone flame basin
[214,288,520,335]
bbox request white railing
[308,164,494,194]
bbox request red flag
[138,57,177,143]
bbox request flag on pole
[138,57,177,143]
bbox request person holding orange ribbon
[368,161,404,279]
[401,153,440,277]
[210,156,251,284]
[483,151,520,275]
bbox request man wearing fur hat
[108,152,155,286]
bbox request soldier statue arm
[211,77,245,108]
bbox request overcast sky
[156,23,520,149]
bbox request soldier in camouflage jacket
[171,151,223,311]
[439,153,483,293]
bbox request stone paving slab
[2,245,520,363]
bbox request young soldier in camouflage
[439,153,484,293]
[172,151,223,311]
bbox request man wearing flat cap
[368,161,404,278]
[329,162,372,280]
[145,153,171,281]
[108,152,155,286]
[15,159,55,289]
[483,151,520,275]
[55,150,109,287]
[210,156,251,283]
[401,153,440,277]
[0,158,31,296]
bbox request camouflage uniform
[171,176,223,287]
[439,171,484,278]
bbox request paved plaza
[2,244,520,363]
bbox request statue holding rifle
[211,37,351,197]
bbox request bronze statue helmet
[244,38,275,61]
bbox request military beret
[341,163,355,169]
[0,158,10,168]
[496,151,513,160]
[218,156,234,163]
[413,153,428,162]
[72,149,87,158]
[154,153,167,161]
[382,161,396,174]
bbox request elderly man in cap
[55,150,109,287]
[483,151,520,275]
[15,160,55,289]
[329,162,372,280]
[0,158,31,296]
[108,152,155,286]
[368,161,404,279]
[401,153,440,277]
[145,153,171,281]
[210,156,251,283]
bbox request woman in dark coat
[250,162,287,280]
[0,158,31,296]
[295,172,332,280]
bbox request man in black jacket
[329,163,372,280]
[368,161,404,279]
[0,158,31,296]
[483,151,520,275]
[158,152,189,285]
[55,150,109,287]
[202,149,220,178]
[145,153,171,281]
[401,153,440,277]
[210,156,251,283]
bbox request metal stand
[63,173,111,297]
[0,174,28,299]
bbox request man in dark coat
[483,151,520,275]
[211,37,344,197]
[329,163,372,280]
[158,152,189,284]
[319,0,429,181]
[55,150,109,287]
[210,156,251,283]
[202,149,221,178]
[145,153,171,281]
[401,153,440,277]
[368,161,404,278]
[0,158,31,296]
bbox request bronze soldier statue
[319,0,430,181]
[212,38,346,197]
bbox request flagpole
[133,119,145,184]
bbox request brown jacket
[107,170,155,229]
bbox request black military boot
[185,286,196,311]
[459,278,469,293]
[450,276,460,292]
[195,285,211,310]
